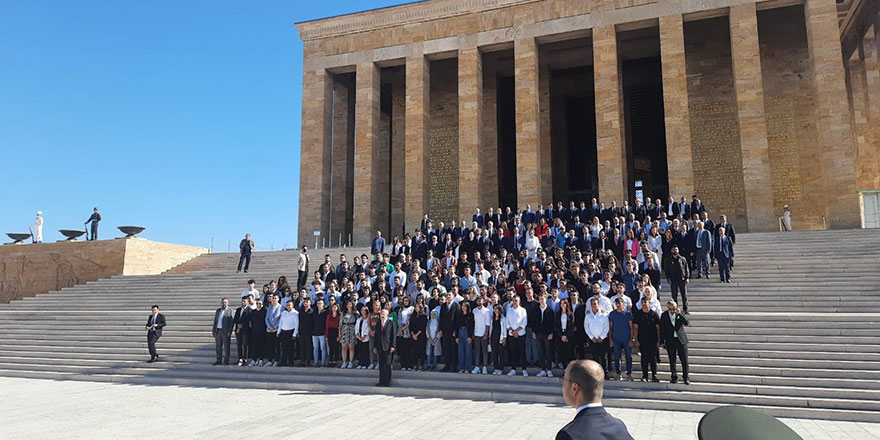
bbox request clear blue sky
[0,0,402,251]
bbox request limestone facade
[296,0,879,246]
[0,239,208,303]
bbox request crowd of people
[206,195,738,385]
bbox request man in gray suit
[212,298,235,365]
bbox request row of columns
[298,0,862,246]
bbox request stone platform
[0,238,208,303]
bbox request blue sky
[0,0,402,251]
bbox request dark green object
[698,406,802,440]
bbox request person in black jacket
[297,298,314,366]
[535,293,557,377]
[455,301,475,373]
[145,305,165,363]
[438,292,461,371]
[633,297,661,382]
[664,245,691,314]
[410,304,428,371]
[555,299,575,368]
[490,304,506,374]
[557,360,634,440]
[248,301,267,366]
[233,297,252,366]
[660,300,690,384]
[570,291,587,360]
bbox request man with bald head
[557,360,633,440]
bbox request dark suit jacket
[373,319,397,352]
[234,306,252,333]
[439,301,461,332]
[146,313,166,337]
[212,307,235,336]
[556,406,633,440]
[715,236,734,259]
[716,222,736,244]
[660,311,689,345]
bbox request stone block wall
[684,17,749,230]
[0,239,208,303]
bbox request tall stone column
[405,55,429,233]
[729,3,775,231]
[353,62,382,245]
[849,46,876,191]
[330,79,354,245]
[539,62,553,204]
[593,25,627,204]
[863,25,880,190]
[481,62,499,209]
[804,0,860,228]
[659,14,695,200]
[459,47,484,219]
[298,69,332,248]
[515,37,542,209]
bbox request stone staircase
[1,231,880,422]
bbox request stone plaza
[2,377,878,439]
[295,0,880,247]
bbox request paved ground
[1,377,878,440]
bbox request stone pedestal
[593,25,627,204]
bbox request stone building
[295,0,880,246]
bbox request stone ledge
[0,239,208,303]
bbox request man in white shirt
[472,297,492,374]
[277,300,300,366]
[590,283,613,313]
[505,295,529,376]
[584,298,610,378]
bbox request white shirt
[473,306,492,337]
[241,288,259,299]
[505,305,528,337]
[584,310,609,339]
[592,295,613,314]
[216,307,227,329]
[612,295,632,311]
[576,403,604,415]
[277,308,300,336]
[560,313,568,330]
[355,317,371,342]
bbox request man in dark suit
[472,208,484,228]
[660,300,690,384]
[439,292,461,371]
[716,214,736,269]
[715,227,734,283]
[233,297,252,366]
[373,309,397,386]
[664,245,690,314]
[212,298,235,365]
[557,359,634,440]
[420,213,431,234]
[145,305,166,363]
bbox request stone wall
[758,6,824,229]
[684,17,749,229]
[428,58,460,224]
[0,239,208,303]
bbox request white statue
[779,205,792,232]
[31,211,43,243]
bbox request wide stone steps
[0,362,876,422]
[2,230,879,422]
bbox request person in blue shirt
[264,293,283,366]
[608,297,634,381]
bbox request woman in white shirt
[354,307,372,369]
[647,226,663,267]
[555,299,575,369]
[589,216,602,240]
[524,229,541,260]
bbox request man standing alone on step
[237,233,255,273]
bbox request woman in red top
[326,303,341,367]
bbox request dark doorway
[550,66,598,204]
[622,57,669,203]
[497,75,517,209]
